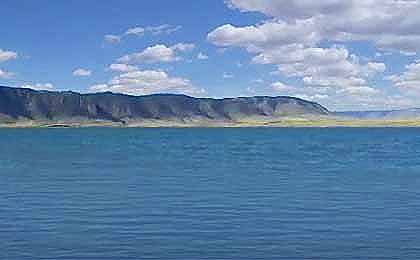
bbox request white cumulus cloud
[206,1,405,109]
[108,63,138,72]
[90,69,205,96]
[388,62,420,90]
[118,43,194,64]
[73,68,92,77]
[270,81,295,92]
[224,0,420,53]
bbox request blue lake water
[1,128,420,259]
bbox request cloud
[125,27,145,36]
[104,34,121,44]
[388,62,420,90]
[90,69,205,96]
[145,24,182,35]
[21,83,55,91]
[125,25,181,37]
[208,23,381,93]
[0,49,18,79]
[105,24,181,44]
[73,68,92,77]
[226,0,350,19]
[208,20,320,49]
[0,49,18,63]
[257,45,384,90]
[118,43,194,64]
[246,77,398,110]
[225,0,420,53]
[270,81,295,92]
[0,69,14,79]
[118,45,176,64]
[295,93,329,102]
[197,52,209,60]
[206,1,404,109]
[170,43,195,52]
[108,63,138,72]
[365,62,386,75]
[209,23,385,89]
[338,86,380,96]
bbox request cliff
[0,86,329,126]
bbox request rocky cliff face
[0,86,329,124]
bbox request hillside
[0,86,329,126]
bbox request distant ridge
[0,86,329,125]
[335,109,420,120]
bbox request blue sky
[1,0,420,111]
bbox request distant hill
[335,109,420,120]
[0,86,329,126]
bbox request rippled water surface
[1,128,420,259]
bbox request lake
[1,128,420,259]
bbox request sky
[1,0,420,111]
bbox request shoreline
[3,119,420,128]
